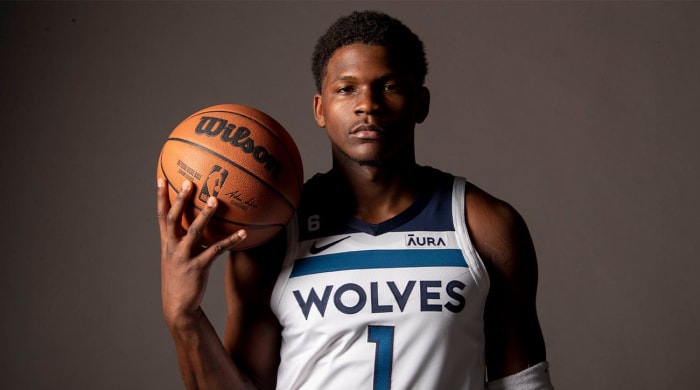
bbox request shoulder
[298,169,341,211]
[463,183,536,275]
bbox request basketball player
[158,10,553,389]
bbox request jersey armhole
[452,177,491,297]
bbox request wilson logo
[405,233,447,247]
[195,116,282,178]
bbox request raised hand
[157,178,247,330]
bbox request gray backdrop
[1,1,698,389]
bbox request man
[158,10,553,389]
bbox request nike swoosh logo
[309,236,351,255]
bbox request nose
[355,86,380,116]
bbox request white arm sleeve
[486,361,554,390]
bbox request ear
[415,86,430,124]
[313,93,326,128]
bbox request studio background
[1,2,698,389]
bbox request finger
[156,178,170,244]
[198,229,248,267]
[166,180,192,240]
[181,195,219,249]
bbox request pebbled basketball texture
[157,104,303,250]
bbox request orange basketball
[157,104,303,250]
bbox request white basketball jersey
[271,167,490,390]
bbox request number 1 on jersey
[367,325,394,390]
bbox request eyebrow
[331,72,401,84]
[333,75,357,83]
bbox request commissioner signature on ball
[224,190,258,209]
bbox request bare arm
[465,185,547,381]
[158,178,280,389]
[224,236,285,390]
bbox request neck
[331,158,424,224]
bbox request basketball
[157,104,303,250]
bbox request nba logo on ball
[199,165,229,203]
[157,104,303,250]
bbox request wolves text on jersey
[293,279,466,320]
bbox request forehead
[324,44,402,81]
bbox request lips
[350,123,385,139]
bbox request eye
[336,85,355,94]
[383,83,404,93]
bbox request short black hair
[311,10,428,92]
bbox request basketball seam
[159,154,287,229]
[165,137,297,211]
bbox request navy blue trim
[290,249,467,277]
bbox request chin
[349,152,385,167]
[355,159,384,167]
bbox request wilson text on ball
[194,116,283,178]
